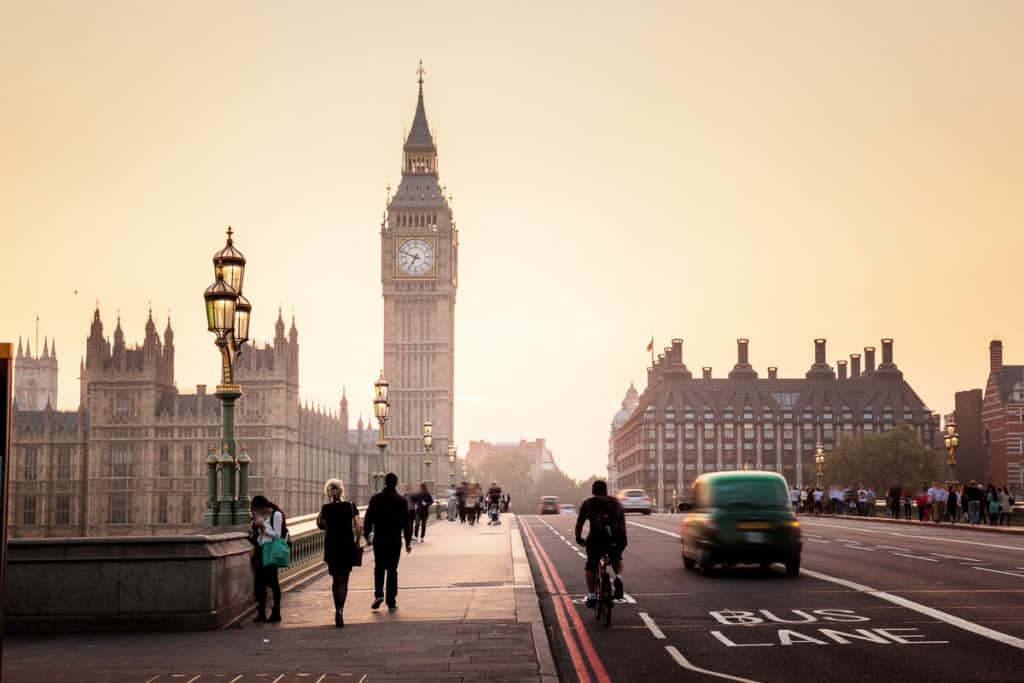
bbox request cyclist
[575,479,626,608]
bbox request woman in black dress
[317,478,361,627]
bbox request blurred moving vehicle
[538,496,561,515]
[559,503,577,515]
[616,489,653,515]
[680,471,802,577]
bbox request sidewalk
[800,512,1024,535]
[3,514,558,683]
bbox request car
[538,496,561,514]
[616,489,653,515]
[559,504,577,515]
[680,471,802,577]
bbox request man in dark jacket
[413,483,434,543]
[364,472,412,610]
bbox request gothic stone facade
[9,308,377,539]
[380,72,458,485]
[979,340,1024,490]
[13,336,58,410]
[611,338,939,509]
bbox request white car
[559,504,577,515]
[617,489,653,515]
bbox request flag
[646,337,654,353]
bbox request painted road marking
[665,645,761,683]
[800,521,1024,552]
[628,521,682,538]
[891,553,938,562]
[845,545,875,551]
[973,567,1024,578]
[639,611,666,639]
[801,568,1024,651]
[875,545,910,552]
[230,676,244,683]
[931,553,981,561]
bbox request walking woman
[317,478,361,627]
[250,495,285,623]
[985,484,1000,526]
[998,486,1012,526]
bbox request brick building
[978,341,1024,490]
[611,337,939,509]
[9,307,377,538]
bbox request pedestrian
[998,486,1012,526]
[799,487,809,515]
[447,485,458,522]
[887,486,902,519]
[867,487,877,516]
[486,481,502,525]
[813,487,824,516]
[985,484,1000,526]
[945,484,959,525]
[364,472,413,611]
[404,483,417,530]
[914,487,929,522]
[414,483,433,542]
[317,478,361,627]
[790,485,800,514]
[501,492,511,513]
[856,485,868,516]
[964,480,982,524]
[456,481,468,523]
[830,486,843,515]
[466,480,480,526]
[249,495,286,624]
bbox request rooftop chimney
[671,338,683,365]
[806,338,834,378]
[850,354,861,378]
[880,338,895,367]
[990,340,1004,374]
[768,367,778,380]
[837,360,848,380]
[702,367,712,379]
[729,338,758,379]
[864,347,876,374]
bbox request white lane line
[315,675,326,683]
[628,521,682,538]
[186,677,201,683]
[805,538,831,544]
[835,538,862,544]
[229,676,243,683]
[665,645,761,683]
[931,552,981,562]
[358,675,368,683]
[638,611,666,639]
[144,677,160,683]
[875,545,910,552]
[892,553,938,562]
[800,521,1024,552]
[272,676,284,683]
[844,545,875,551]
[801,568,1024,651]
[973,567,1024,578]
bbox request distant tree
[472,451,535,503]
[824,425,941,492]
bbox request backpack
[590,501,624,546]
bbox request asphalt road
[518,513,1024,683]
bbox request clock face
[397,238,435,276]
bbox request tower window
[24,447,37,481]
[54,495,70,525]
[108,493,131,524]
[57,448,71,480]
[22,495,37,525]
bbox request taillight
[642,496,650,501]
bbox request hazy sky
[3,1,1023,479]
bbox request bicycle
[594,551,614,627]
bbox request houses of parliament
[7,68,458,538]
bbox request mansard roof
[15,410,87,433]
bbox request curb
[510,514,560,683]
[802,513,1024,535]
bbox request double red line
[521,521,612,683]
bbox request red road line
[524,520,613,683]
[522,520,593,683]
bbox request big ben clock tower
[381,63,458,486]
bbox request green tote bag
[262,537,291,567]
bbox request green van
[680,471,802,577]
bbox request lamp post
[373,371,390,492]
[815,443,825,490]
[448,444,456,488]
[944,422,960,484]
[203,227,252,526]
[422,419,433,492]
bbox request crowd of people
[788,480,1016,525]
[247,474,511,628]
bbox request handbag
[262,537,291,567]
[350,502,364,567]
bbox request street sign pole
[0,342,14,667]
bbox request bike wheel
[602,597,613,627]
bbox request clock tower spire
[380,63,458,487]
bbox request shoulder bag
[350,502,364,567]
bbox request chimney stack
[990,340,1004,374]
[671,338,683,365]
[864,347,876,374]
[702,367,712,379]
[850,354,861,378]
[768,367,778,380]
[737,339,749,365]
[837,360,848,380]
[881,338,895,367]
[814,338,827,365]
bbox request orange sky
[2,1,1023,479]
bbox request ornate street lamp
[202,227,251,525]
[447,444,457,488]
[373,371,390,492]
[815,443,826,490]
[944,422,960,484]
[422,419,433,492]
